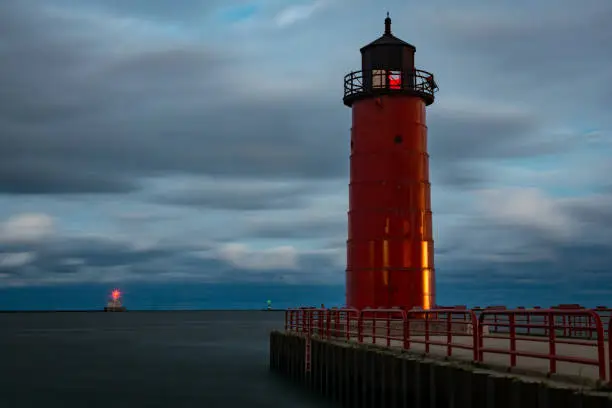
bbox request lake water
[0,311,336,408]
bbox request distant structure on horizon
[104,289,127,312]
[343,14,438,310]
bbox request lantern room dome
[360,13,415,52]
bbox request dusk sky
[0,0,611,310]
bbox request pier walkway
[285,306,612,387]
[357,334,608,383]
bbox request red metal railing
[478,309,605,380]
[359,308,406,347]
[473,305,611,339]
[285,306,609,383]
[330,307,359,340]
[404,309,479,361]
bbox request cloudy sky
[0,0,611,309]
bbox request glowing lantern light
[111,289,121,301]
[388,72,401,89]
[105,288,126,312]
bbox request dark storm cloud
[437,242,612,292]
[419,0,612,190]
[0,164,137,194]
[429,111,542,161]
[58,0,229,21]
[435,193,612,290]
[0,233,341,285]
[431,0,612,120]
[440,1,612,80]
[245,217,346,239]
[3,0,597,197]
[430,162,488,189]
[0,1,349,195]
[562,198,612,226]
[0,237,179,271]
[298,251,342,272]
[0,235,189,278]
[427,110,547,188]
[153,180,317,210]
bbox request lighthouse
[104,288,127,312]
[344,14,438,310]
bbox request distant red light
[111,289,121,300]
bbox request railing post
[404,312,411,350]
[588,311,606,381]
[548,311,557,374]
[446,312,452,357]
[358,313,364,343]
[344,311,350,341]
[526,313,531,335]
[509,313,516,367]
[371,312,376,344]
[471,311,479,361]
[297,310,301,333]
[424,312,430,354]
[308,309,313,335]
[478,313,485,362]
[300,309,305,334]
[293,310,297,331]
[386,312,391,347]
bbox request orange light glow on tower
[343,14,438,310]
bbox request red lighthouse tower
[344,14,438,310]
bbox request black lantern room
[343,14,438,107]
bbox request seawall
[269,331,612,408]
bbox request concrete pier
[270,331,612,408]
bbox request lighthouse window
[388,71,402,89]
[394,135,403,144]
[372,70,385,88]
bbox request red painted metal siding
[346,95,435,310]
